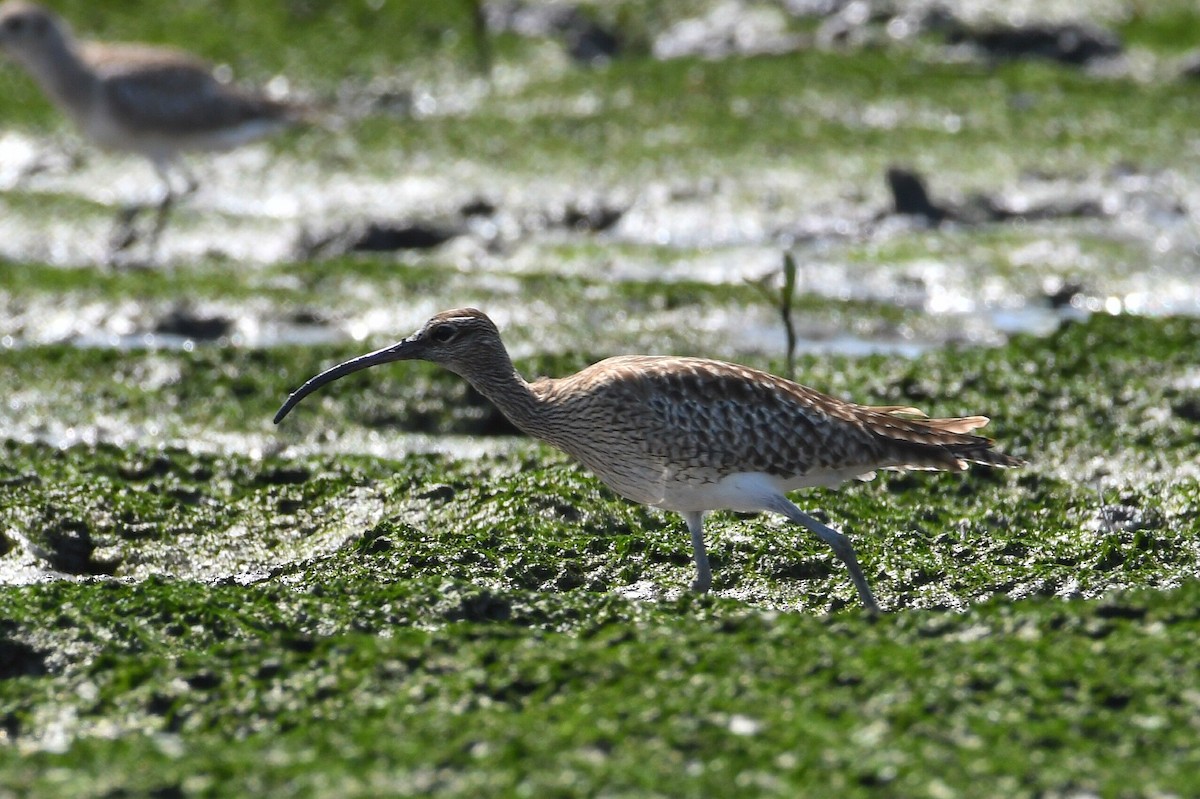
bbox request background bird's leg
[683,511,712,593]
[146,191,175,254]
[179,161,199,197]
[144,160,200,257]
[106,159,181,263]
[107,204,144,259]
[770,497,880,613]
[144,159,180,253]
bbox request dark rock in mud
[351,222,462,252]
[117,454,174,481]
[805,7,1123,67]
[287,308,330,326]
[417,484,457,503]
[519,199,625,235]
[282,636,317,654]
[256,660,283,680]
[886,167,953,224]
[295,220,463,258]
[28,517,119,576]
[253,465,312,486]
[1043,279,1086,310]
[0,472,39,489]
[485,1,621,65]
[1171,396,1200,423]
[1094,601,1148,621]
[0,637,47,679]
[154,308,233,341]
[185,670,222,691]
[566,18,621,64]
[561,201,624,233]
[945,21,1122,66]
[883,166,1108,227]
[460,197,498,218]
[1178,51,1200,80]
[364,534,394,554]
[1096,501,1162,536]
[440,588,514,622]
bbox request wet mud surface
[2,1,1200,795]
[2,0,1198,634]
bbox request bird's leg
[106,160,181,264]
[683,511,712,593]
[177,160,200,198]
[771,497,881,613]
[143,160,180,254]
[107,204,144,257]
[145,189,176,253]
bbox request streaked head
[273,308,506,424]
[0,2,69,66]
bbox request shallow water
[4,128,1195,355]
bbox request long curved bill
[273,338,420,424]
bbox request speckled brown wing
[550,356,1021,479]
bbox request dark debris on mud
[295,219,464,258]
[0,638,48,680]
[485,1,623,65]
[154,307,235,341]
[945,20,1122,65]
[883,166,1112,227]
[480,0,1127,68]
[292,194,626,260]
[21,531,119,577]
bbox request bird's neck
[25,37,97,118]
[458,357,547,438]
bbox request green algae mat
[4,0,1200,796]
[3,315,1199,797]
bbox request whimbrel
[0,1,301,255]
[274,309,1024,612]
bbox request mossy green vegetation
[2,314,1199,795]
[1120,3,1200,54]
[2,565,1199,797]
[3,0,1200,795]
[339,46,1200,180]
[2,0,1198,179]
[3,312,1198,469]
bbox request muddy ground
[2,1,1200,796]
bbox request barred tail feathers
[859,406,1025,471]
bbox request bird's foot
[105,204,167,269]
[104,205,151,269]
[108,204,145,254]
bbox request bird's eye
[4,17,25,33]
[429,324,456,344]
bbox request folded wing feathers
[859,406,1024,471]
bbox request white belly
[582,457,877,514]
